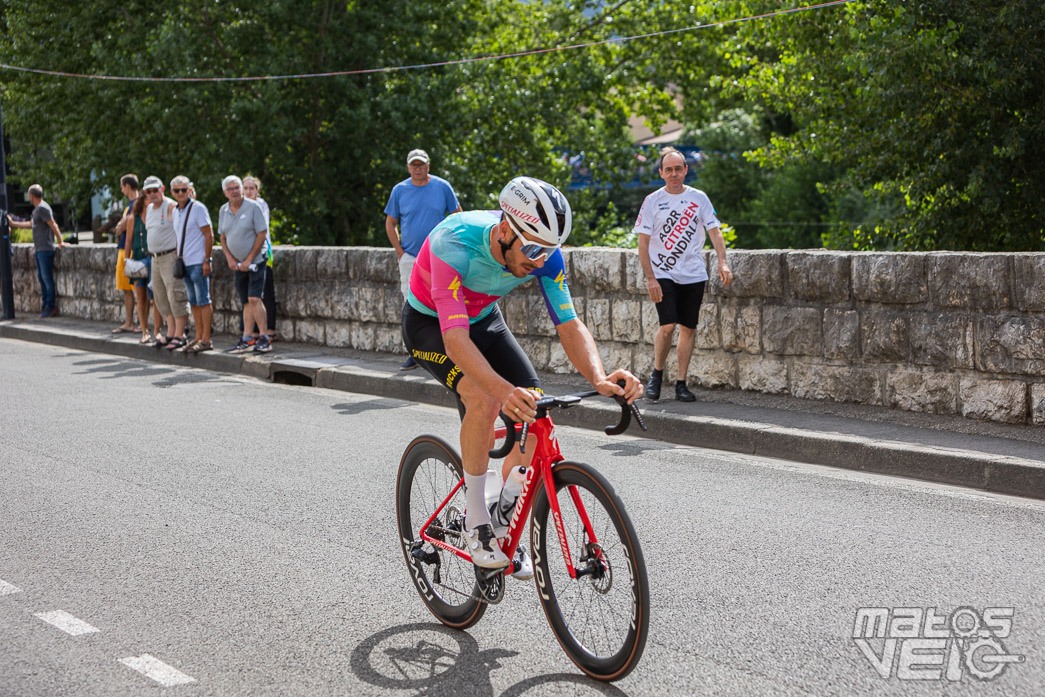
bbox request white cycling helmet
[498,176,573,248]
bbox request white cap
[142,175,163,191]
[406,149,429,165]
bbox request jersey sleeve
[699,192,721,231]
[535,251,578,326]
[427,236,472,333]
[383,187,400,219]
[632,193,654,236]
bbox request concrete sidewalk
[3,313,1044,500]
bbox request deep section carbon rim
[531,461,649,681]
[396,437,486,629]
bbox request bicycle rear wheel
[530,461,649,681]
[396,436,486,629]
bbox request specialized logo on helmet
[501,201,540,225]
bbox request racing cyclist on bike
[401,176,643,572]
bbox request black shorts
[402,303,541,412]
[655,278,706,329]
[234,265,266,303]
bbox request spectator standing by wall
[7,183,64,317]
[242,175,277,341]
[170,176,215,353]
[384,148,462,369]
[219,175,272,354]
[125,192,161,343]
[635,147,733,402]
[141,176,190,349]
[111,174,140,333]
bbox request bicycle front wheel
[396,436,486,629]
[530,461,649,681]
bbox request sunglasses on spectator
[172,187,189,194]
[144,188,160,194]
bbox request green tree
[734,0,1045,250]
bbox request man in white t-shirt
[634,147,733,402]
[171,175,215,353]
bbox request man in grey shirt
[7,183,64,317]
[218,175,272,353]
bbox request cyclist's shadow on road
[350,623,631,697]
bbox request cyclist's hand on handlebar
[501,387,540,424]
[595,369,644,404]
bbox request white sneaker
[463,523,510,570]
[512,544,534,581]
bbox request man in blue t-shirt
[384,148,462,369]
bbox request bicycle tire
[396,435,487,629]
[530,461,649,681]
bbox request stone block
[861,311,910,363]
[624,252,647,295]
[547,343,572,374]
[959,378,1028,424]
[1032,384,1045,425]
[690,351,737,388]
[294,319,326,345]
[586,298,612,341]
[326,320,355,348]
[762,306,821,356]
[928,253,1011,310]
[737,356,788,394]
[886,368,958,415]
[526,293,557,337]
[316,247,350,280]
[572,248,624,292]
[716,250,784,299]
[502,294,528,335]
[351,322,375,351]
[976,315,1045,375]
[517,337,550,370]
[852,253,928,304]
[791,362,881,405]
[364,247,400,284]
[787,251,851,303]
[639,301,658,346]
[308,287,334,319]
[611,298,643,343]
[908,312,974,369]
[823,309,859,361]
[695,302,719,350]
[721,302,760,354]
[632,351,654,379]
[601,342,635,376]
[374,325,402,354]
[1014,254,1045,311]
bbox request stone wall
[9,244,1044,425]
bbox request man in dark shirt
[7,184,64,317]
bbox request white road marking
[0,579,21,595]
[119,654,196,686]
[34,610,100,636]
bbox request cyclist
[402,176,643,571]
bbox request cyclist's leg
[473,307,541,481]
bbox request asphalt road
[1,338,1043,697]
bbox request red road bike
[396,389,650,681]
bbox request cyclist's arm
[556,319,643,404]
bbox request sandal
[164,337,187,351]
[139,333,153,344]
[111,325,137,334]
[152,335,171,349]
[187,340,213,354]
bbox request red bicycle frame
[417,415,598,579]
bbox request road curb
[4,319,1044,501]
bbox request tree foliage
[1,0,1042,251]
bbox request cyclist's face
[504,230,548,276]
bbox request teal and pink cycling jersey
[407,210,578,334]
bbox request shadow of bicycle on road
[331,398,410,416]
[350,623,631,697]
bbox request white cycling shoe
[463,523,510,570]
[512,544,534,581]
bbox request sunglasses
[144,188,160,194]
[515,237,550,260]
[172,188,189,194]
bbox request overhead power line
[0,0,856,83]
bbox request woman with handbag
[125,194,161,344]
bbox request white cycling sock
[464,471,491,531]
